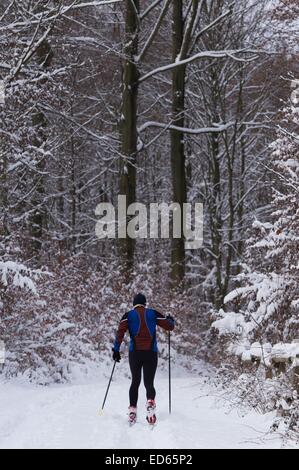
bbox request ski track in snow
[0,368,294,449]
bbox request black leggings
[129,351,158,407]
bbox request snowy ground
[0,365,295,449]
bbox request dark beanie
[133,293,146,307]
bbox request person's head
[133,293,146,308]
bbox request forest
[0,0,298,445]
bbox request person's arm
[113,312,129,354]
[155,311,175,331]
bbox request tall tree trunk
[71,139,77,253]
[210,133,223,309]
[119,0,140,273]
[0,146,8,237]
[223,135,234,300]
[29,39,54,261]
[236,68,246,265]
[170,0,187,283]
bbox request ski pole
[100,360,117,414]
[168,330,171,414]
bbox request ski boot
[146,399,156,426]
[128,406,137,426]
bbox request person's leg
[129,351,142,407]
[143,351,158,401]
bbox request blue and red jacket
[113,306,175,352]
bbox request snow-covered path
[0,368,292,449]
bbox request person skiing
[112,293,175,426]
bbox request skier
[112,293,175,426]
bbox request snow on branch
[137,0,172,62]
[139,49,259,83]
[212,310,247,337]
[0,261,48,294]
[223,285,255,304]
[65,0,122,9]
[0,1,121,32]
[140,0,163,20]
[138,121,234,134]
[7,22,53,84]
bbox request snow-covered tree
[213,94,299,354]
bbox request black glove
[112,349,121,362]
[167,315,174,322]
